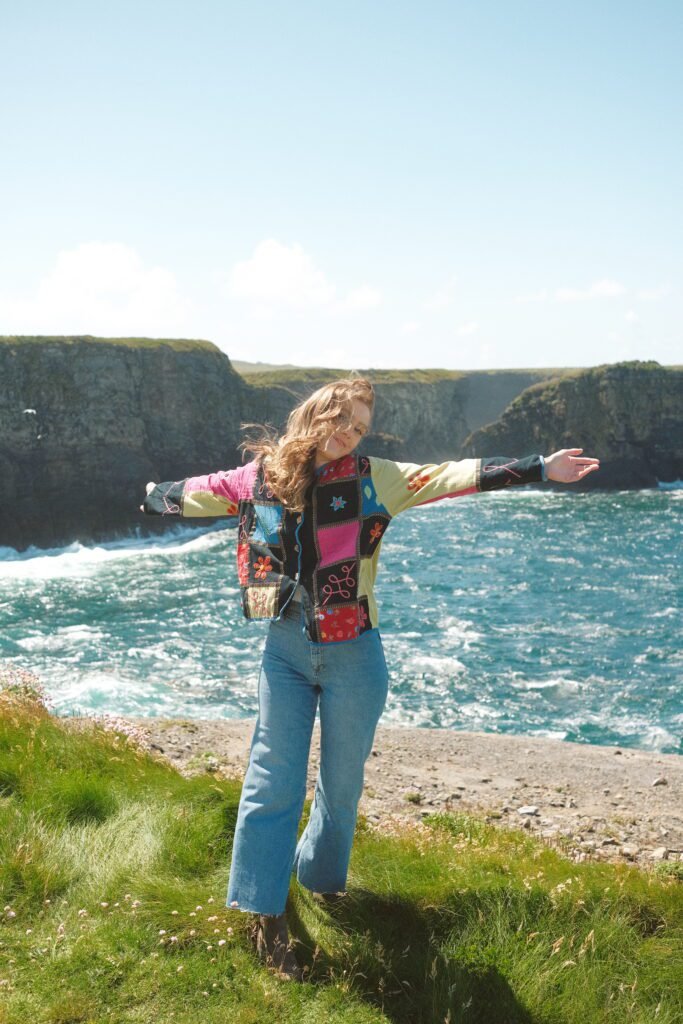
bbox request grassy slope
[1,683,681,1024]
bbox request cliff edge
[0,336,245,550]
[459,361,682,489]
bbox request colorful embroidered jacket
[142,452,547,644]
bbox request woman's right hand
[139,482,157,512]
[544,449,600,483]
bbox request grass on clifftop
[238,367,574,387]
[1,673,681,1024]
[0,335,219,354]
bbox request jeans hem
[225,900,286,916]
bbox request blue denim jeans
[225,599,390,915]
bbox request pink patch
[185,460,258,505]
[317,521,360,568]
[237,461,260,500]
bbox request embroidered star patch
[330,495,347,512]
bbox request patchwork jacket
[142,452,547,644]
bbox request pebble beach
[68,715,683,870]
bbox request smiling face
[314,398,372,468]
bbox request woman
[141,376,599,982]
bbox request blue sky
[1,1,681,369]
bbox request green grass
[0,335,219,354]
[1,680,681,1024]
[239,367,466,387]
[239,367,577,387]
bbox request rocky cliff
[240,367,559,462]
[0,336,246,551]
[460,361,683,489]
[1,338,679,551]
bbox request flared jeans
[225,599,390,915]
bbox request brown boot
[312,891,348,907]
[251,912,303,982]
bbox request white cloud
[227,239,380,314]
[624,310,638,322]
[455,321,479,336]
[342,286,382,311]
[554,279,626,302]
[401,320,421,334]
[516,280,627,304]
[229,239,334,307]
[424,274,458,311]
[0,242,189,335]
[636,285,671,301]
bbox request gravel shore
[75,715,683,869]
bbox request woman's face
[314,399,372,467]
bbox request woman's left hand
[544,449,600,483]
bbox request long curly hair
[239,376,375,511]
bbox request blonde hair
[239,377,375,511]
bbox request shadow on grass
[288,887,535,1024]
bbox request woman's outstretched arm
[139,463,256,518]
[368,447,599,517]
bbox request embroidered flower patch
[254,556,273,579]
[407,472,431,492]
[369,521,384,542]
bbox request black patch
[316,559,358,608]
[358,594,372,634]
[279,508,302,577]
[143,480,185,516]
[253,466,276,502]
[314,480,359,526]
[479,455,544,492]
[359,514,391,555]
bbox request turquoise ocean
[1,488,680,754]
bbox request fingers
[574,464,600,480]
